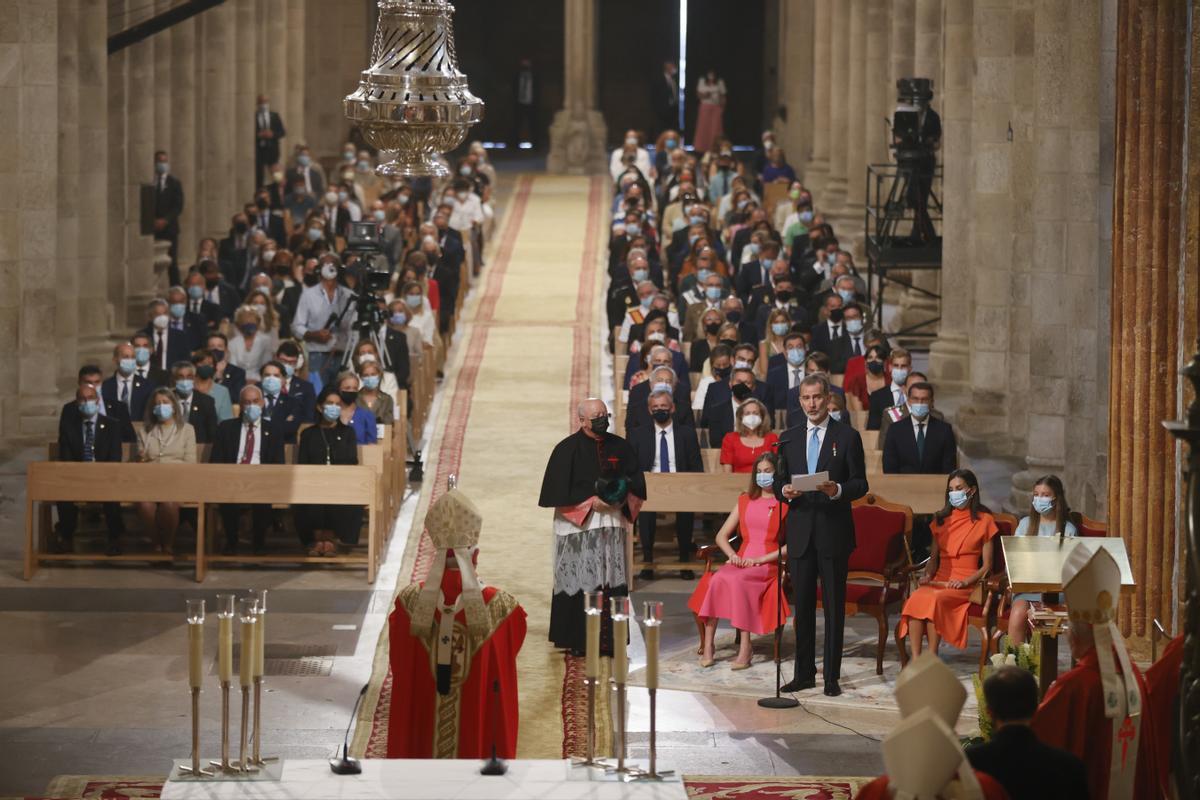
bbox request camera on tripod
[345,220,391,334]
[890,77,936,165]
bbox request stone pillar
[1109,0,1191,637]
[805,0,833,195]
[266,0,289,153]
[776,0,814,175]
[547,0,607,175]
[913,0,943,87]
[107,0,129,322]
[203,1,237,239]
[823,0,851,207]
[154,0,172,158]
[170,16,197,260]
[234,0,257,202]
[890,0,916,85]
[124,13,157,325]
[928,0,973,391]
[864,0,891,186]
[77,0,111,353]
[286,0,307,150]
[55,0,81,387]
[843,0,868,213]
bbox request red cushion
[849,505,907,572]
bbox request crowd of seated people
[52,139,496,559]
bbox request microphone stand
[759,454,799,709]
[329,684,369,775]
[479,679,508,775]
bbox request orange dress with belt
[897,509,998,649]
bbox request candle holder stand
[177,687,213,777]
[570,677,605,768]
[251,676,279,767]
[208,682,235,773]
[633,688,674,781]
[230,685,258,774]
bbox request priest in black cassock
[539,397,646,656]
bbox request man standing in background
[254,94,286,187]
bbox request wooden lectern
[1001,536,1135,695]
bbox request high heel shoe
[699,657,715,668]
[730,660,752,671]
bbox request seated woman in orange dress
[719,398,778,473]
[897,469,998,657]
[688,453,790,669]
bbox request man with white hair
[538,398,645,657]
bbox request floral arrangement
[965,633,1041,746]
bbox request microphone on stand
[760,445,799,710]
[329,684,370,775]
[479,679,508,775]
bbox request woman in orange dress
[897,469,998,657]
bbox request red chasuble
[1145,634,1183,790]
[1031,647,1161,800]
[854,772,1010,799]
[387,569,527,758]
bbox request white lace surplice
[552,508,629,596]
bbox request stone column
[235,0,257,203]
[890,0,916,85]
[547,0,607,175]
[286,0,307,149]
[913,0,943,87]
[805,0,833,195]
[823,0,851,208]
[55,0,81,387]
[107,0,129,321]
[170,16,197,261]
[266,0,289,150]
[864,0,891,187]
[203,1,237,238]
[843,0,868,213]
[77,0,111,353]
[928,0,973,391]
[154,0,172,158]
[776,0,814,175]
[1109,0,1191,637]
[125,16,158,325]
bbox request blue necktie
[83,421,95,462]
[807,427,820,474]
[659,430,671,473]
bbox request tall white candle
[239,617,255,688]
[644,623,660,690]
[187,623,204,689]
[217,615,233,683]
[253,611,265,679]
[612,617,629,683]
[585,611,600,679]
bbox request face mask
[320,263,339,280]
[206,349,225,365]
[397,193,410,205]
[196,365,216,380]
[262,250,277,264]
[736,199,749,211]
[665,138,677,149]
[689,215,705,227]
[118,358,136,375]
[282,362,296,377]
[234,221,248,234]
[726,310,742,324]
[799,210,814,224]
[79,400,99,417]
[589,416,609,435]
[771,322,789,337]
[624,136,638,147]
[1032,496,1055,515]
[713,366,732,380]
[174,379,193,397]
[298,154,311,167]
[322,403,341,422]
[357,159,370,172]
[639,295,653,309]
[645,331,665,343]
[948,489,970,509]
[631,268,649,283]
[786,347,806,366]
[775,289,792,303]
[908,402,930,419]
[324,191,339,205]
[651,408,671,424]
[731,383,752,401]
[836,287,857,304]
[651,382,672,396]
[688,233,701,247]
[155,162,169,174]
[153,314,169,329]
[390,311,408,326]
[154,403,175,421]
[845,318,864,335]
[373,209,386,222]
[826,252,837,265]
[733,360,752,371]
[251,303,268,317]
[404,294,422,309]
[187,285,204,300]
[337,191,349,204]
[169,303,186,319]
[307,227,323,241]
[755,471,774,489]
[741,413,762,430]
[361,375,381,390]
[134,346,151,365]
[866,360,884,375]
[205,276,220,289]
[705,286,723,301]
[696,268,713,285]
[704,321,721,336]
[343,151,356,163]
[261,375,282,395]
[243,404,263,423]
[240,323,258,337]
[746,243,760,257]
[829,410,844,421]
[271,170,284,182]
[891,367,909,385]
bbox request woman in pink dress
[693,70,727,154]
[688,453,790,669]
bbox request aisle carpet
[355,174,609,760]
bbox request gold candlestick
[179,600,213,777]
[231,598,258,774]
[249,590,277,767]
[571,590,605,768]
[637,600,673,781]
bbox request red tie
[240,424,256,464]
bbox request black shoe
[780,677,816,693]
[638,568,655,581]
[409,461,424,483]
[52,537,73,555]
[679,569,696,580]
[823,681,842,697]
[106,542,123,557]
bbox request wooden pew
[25,462,380,583]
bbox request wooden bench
[25,462,380,583]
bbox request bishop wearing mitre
[387,481,527,758]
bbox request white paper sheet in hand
[790,472,830,492]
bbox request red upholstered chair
[1070,511,1107,538]
[814,493,914,674]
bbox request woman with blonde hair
[136,387,196,555]
[352,340,400,415]
[245,287,282,351]
[720,398,778,474]
[227,305,273,381]
[761,308,793,365]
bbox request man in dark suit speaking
[774,373,868,696]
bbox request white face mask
[153,314,169,329]
[741,413,762,430]
[320,264,339,280]
[324,191,339,205]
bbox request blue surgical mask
[651,381,672,395]
[891,367,909,385]
[169,303,186,319]
[755,472,774,489]
[243,404,263,423]
[306,227,323,241]
[696,268,713,284]
[187,285,204,300]
[361,374,381,390]
[771,322,789,336]
[118,358,136,375]
[322,403,341,422]
[829,410,844,421]
[282,362,295,378]
[845,318,864,335]
[837,288,856,304]
[373,209,386,222]
[908,402,930,419]
[799,210,814,224]
[632,269,649,283]
[298,154,311,166]
[826,252,837,265]
[639,295,653,309]
[665,137,677,149]
[154,403,175,420]
[625,223,640,236]
[79,400,99,418]
[689,215,705,226]
[134,347,151,366]
[786,347,806,366]
[390,311,408,326]
[261,375,282,395]
[948,489,970,509]
[705,286,723,301]
[174,379,194,397]
[404,294,422,309]
[1032,496,1055,515]
[746,243,760,257]
[155,161,169,174]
